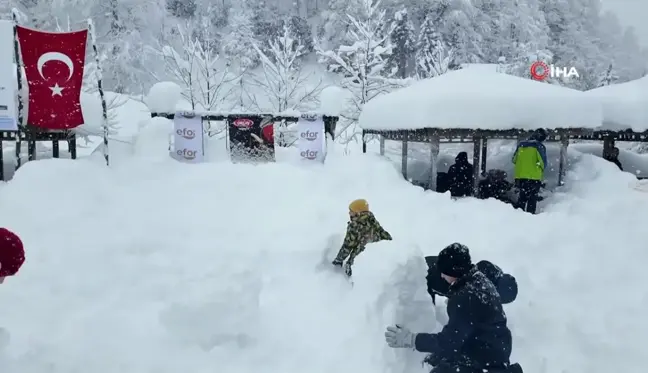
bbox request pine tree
[415,14,454,78]
[387,8,416,78]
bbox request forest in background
[2,0,647,141]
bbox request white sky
[601,0,648,47]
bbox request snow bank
[352,241,436,373]
[133,117,173,160]
[359,68,603,131]
[584,76,648,131]
[145,81,182,113]
[1,147,647,373]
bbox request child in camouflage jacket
[332,199,392,276]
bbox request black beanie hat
[437,243,472,278]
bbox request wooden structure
[150,112,339,140]
[362,127,648,193]
[0,128,76,181]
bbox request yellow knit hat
[349,199,369,213]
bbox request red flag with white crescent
[16,26,87,130]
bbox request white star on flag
[50,84,64,96]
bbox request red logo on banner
[233,118,253,128]
[16,26,87,130]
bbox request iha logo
[176,128,195,139]
[233,118,254,128]
[301,150,318,160]
[530,61,579,81]
[300,130,318,141]
[176,148,197,160]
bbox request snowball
[319,86,349,116]
[145,81,182,114]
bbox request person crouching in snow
[0,228,25,284]
[385,243,522,373]
[425,256,518,306]
[332,199,392,276]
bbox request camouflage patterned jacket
[333,211,392,266]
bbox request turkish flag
[16,26,87,130]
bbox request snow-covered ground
[0,129,647,373]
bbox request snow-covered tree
[318,0,364,49]
[250,23,322,113]
[250,23,323,146]
[387,8,415,78]
[157,23,238,114]
[166,0,196,18]
[317,0,401,143]
[598,63,618,87]
[415,14,454,78]
[222,6,260,70]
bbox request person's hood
[476,260,518,304]
[455,151,469,163]
[426,256,518,304]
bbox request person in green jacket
[332,199,392,276]
[512,129,547,214]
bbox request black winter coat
[447,155,474,197]
[415,266,512,370]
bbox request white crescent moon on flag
[37,52,74,81]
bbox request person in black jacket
[478,169,513,204]
[425,256,517,305]
[385,243,521,373]
[603,147,623,170]
[447,152,474,197]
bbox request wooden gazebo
[358,68,648,193]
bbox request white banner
[173,112,204,163]
[297,113,325,162]
[0,20,17,131]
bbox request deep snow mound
[0,152,645,373]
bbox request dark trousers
[515,179,542,214]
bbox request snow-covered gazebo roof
[583,76,648,132]
[359,68,603,131]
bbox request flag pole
[87,19,109,166]
[11,10,23,170]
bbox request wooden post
[362,130,367,153]
[558,132,569,186]
[602,135,615,159]
[27,138,35,160]
[88,19,109,166]
[69,137,77,159]
[379,135,385,155]
[0,138,3,181]
[480,137,488,175]
[12,11,23,170]
[427,134,440,191]
[472,136,481,195]
[52,139,59,158]
[401,132,408,180]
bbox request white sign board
[297,114,325,162]
[0,20,17,131]
[173,112,204,163]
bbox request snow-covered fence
[149,111,339,144]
